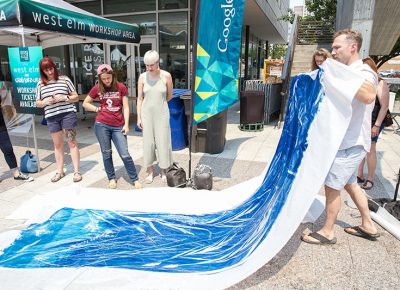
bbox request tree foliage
[278,8,295,24]
[269,44,287,60]
[304,0,337,22]
[278,0,398,68]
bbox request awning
[0,0,141,48]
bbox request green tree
[278,8,295,24]
[304,0,337,22]
[371,36,400,68]
[269,44,287,60]
[279,1,337,24]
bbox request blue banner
[8,46,43,115]
[193,0,245,124]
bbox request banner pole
[21,28,41,172]
[188,0,201,180]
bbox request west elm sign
[19,0,140,44]
[8,46,43,115]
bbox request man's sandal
[51,172,65,183]
[301,232,337,245]
[73,172,82,182]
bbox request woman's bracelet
[373,124,380,128]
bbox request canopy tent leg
[21,26,41,172]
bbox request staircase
[291,44,319,76]
[290,20,335,77]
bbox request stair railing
[279,14,300,127]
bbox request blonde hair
[334,29,363,52]
[311,48,332,70]
[143,50,160,65]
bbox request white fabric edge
[371,207,400,240]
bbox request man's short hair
[334,29,363,52]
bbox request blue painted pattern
[0,72,324,271]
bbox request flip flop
[344,226,380,241]
[357,176,365,183]
[301,232,337,245]
[361,180,374,190]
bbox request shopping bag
[166,162,187,188]
[20,150,38,173]
[192,164,213,190]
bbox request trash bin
[180,92,227,154]
[195,109,227,154]
[168,90,188,151]
[239,90,265,131]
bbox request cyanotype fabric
[0,59,366,289]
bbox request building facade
[0,0,289,97]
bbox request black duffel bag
[166,162,187,188]
[192,164,213,190]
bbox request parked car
[391,71,400,78]
[379,70,394,77]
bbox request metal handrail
[279,15,300,127]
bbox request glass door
[133,37,156,96]
[108,44,135,96]
[107,38,156,97]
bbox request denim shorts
[46,112,77,133]
[325,145,367,190]
[371,123,385,143]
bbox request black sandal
[357,176,365,183]
[344,226,380,240]
[361,180,374,190]
[301,232,337,245]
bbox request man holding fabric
[302,29,380,245]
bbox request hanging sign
[8,46,43,115]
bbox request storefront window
[159,0,188,10]
[103,0,156,15]
[109,14,156,35]
[72,43,104,94]
[69,0,101,15]
[109,45,128,86]
[159,12,188,88]
[43,46,67,75]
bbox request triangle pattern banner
[193,0,246,124]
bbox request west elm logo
[19,48,30,62]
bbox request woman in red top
[83,64,142,189]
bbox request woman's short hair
[311,48,332,71]
[143,50,160,65]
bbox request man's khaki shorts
[325,145,367,190]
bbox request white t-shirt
[339,59,378,152]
